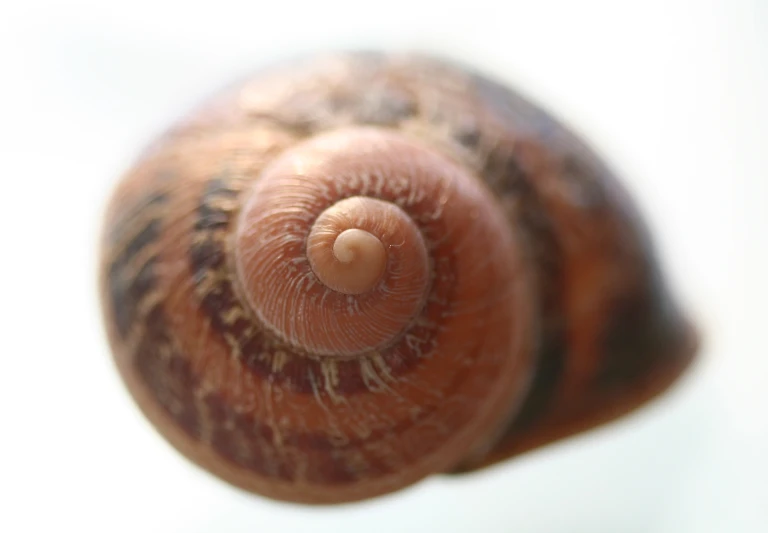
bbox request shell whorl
[229,126,536,484]
[233,127,531,363]
[234,129,438,356]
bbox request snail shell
[99,52,698,504]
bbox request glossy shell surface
[99,52,697,503]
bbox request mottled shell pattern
[99,52,697,504]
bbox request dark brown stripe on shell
[106,192,168,245]
[106,193,168,338]
[595,259,684,390]
[507,326,567,431]
[132,304,479,485]
[481,142,568,433]
[108,257,159,338]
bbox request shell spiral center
[234,129,437,356]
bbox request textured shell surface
[99,51,697,504]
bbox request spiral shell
[99,52,697,504]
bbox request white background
[1,1,766,531]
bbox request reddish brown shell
[99,52,697,504]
